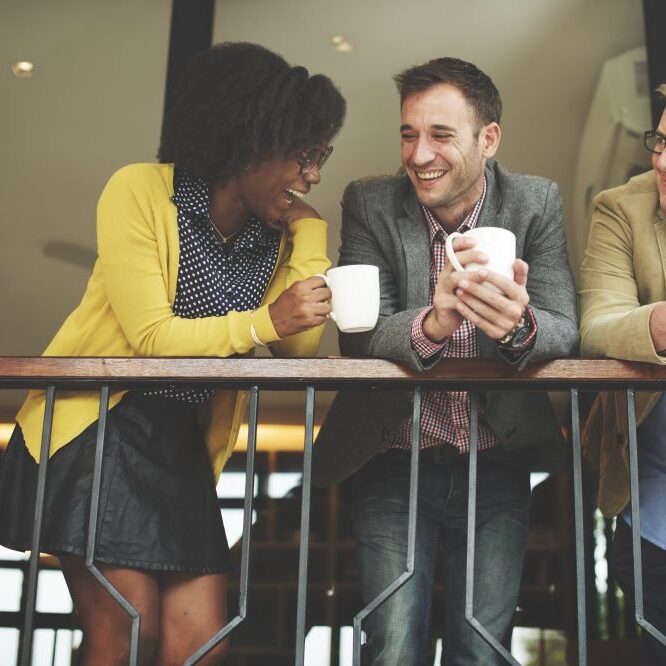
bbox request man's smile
[414,169,446,181]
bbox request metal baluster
[185,386,260,665]
[570,388,587,665]
[19,384,56,666]
[295,385,316,665]
[626,388,666,647]
[50,629,58,666]
[465,391,519,665]
[352,386,422,666]
[84,386,140,665]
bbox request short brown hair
[393,57,502,128]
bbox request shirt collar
[171,166,210,217]
[233,217,277,251]
[421,175,487,242]
[172,167,278,251]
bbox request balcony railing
[1,356,665,665]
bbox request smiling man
[313,57,578,664]
[581,84,666,666]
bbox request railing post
[464,390,520,665]
[570,387,588,665]
[352,386,422,666]
[84,386,141,665]
[295,385,316,665]
[19,385,56,666]
[185,386,260,664]
[626,388,666,648]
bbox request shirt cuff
[411,306,450,359]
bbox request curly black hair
[158,42,346,185]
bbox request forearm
[517,305,578,363]
[279,217,330,287]
[581,303,665,363]
[341,308,446,371]
[649,302,666,354]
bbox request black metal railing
[1,356,666,665]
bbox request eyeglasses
[644,130,666,155]
[296,145,334,175]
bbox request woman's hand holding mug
[268,276,331,337]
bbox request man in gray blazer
[313,57,578,665]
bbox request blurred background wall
[0,0,651,420]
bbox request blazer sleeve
[337,180,438,371]
[579,192,664,364]
[507,181,579,368]
[96,166,328,358]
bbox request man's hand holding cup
[423,227,529,343]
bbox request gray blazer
[312,159,579,486]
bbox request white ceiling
[0,0,646,418]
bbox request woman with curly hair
[0,42,346,664]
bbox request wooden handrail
[0,356,666,390]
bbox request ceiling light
[11,61,35,78]
[331,35,353,53]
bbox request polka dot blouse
[148,167,282,403]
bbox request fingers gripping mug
[444,227,516,293]
[319,265,380,333]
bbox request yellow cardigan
[579,170,665,516]
[17,163,330,477]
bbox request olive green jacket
[580,170,665,517]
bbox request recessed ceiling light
[11,61,35,78]
[331,35,353,52]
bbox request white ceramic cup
[444,227,516,292]
[319,265,380,333]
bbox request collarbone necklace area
[208,217,247,245]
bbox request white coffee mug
[319,265,380,333]
[444,227,516,292]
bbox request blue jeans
[352,449,531,666]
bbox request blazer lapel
[477,160,504,230]
[476,162,504,357]
[653,206,666,292]
[397,188,431,307]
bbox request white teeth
[285,188,305,198]
[416,170,445,180]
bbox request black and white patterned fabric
[148,167,282,403]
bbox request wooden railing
[1,356,665,666]
[2,356,666,389]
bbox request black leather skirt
[0,392,231,573]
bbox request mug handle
[444,232,465,272]
[315,274,337,323]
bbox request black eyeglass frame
[644,130,666,155]
[297,145,334,175]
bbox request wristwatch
[498,315,531,347]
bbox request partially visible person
[313,56,578,665]
[0,42,345,665]
[580,84,666,666]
